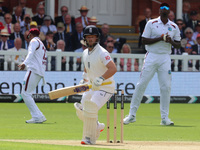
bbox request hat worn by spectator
[30,21,38,27]
[190,10,197,16]
[0,28,10,36]
[0,22,4,30]
[79,5,89,11]
[0,0,4,3]
[89,16,99,23]
[27,28,40,39]
[197,33,200,39]
[44,15,51,21]
[57,22,64,28]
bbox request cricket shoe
[160,118,174,126]
[123,115,136,125]
[81,137,93,145]
[96,122,105,140]
[26,116,46,124]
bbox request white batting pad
[82,101,98,144]
[74,102,84,121]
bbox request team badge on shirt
[105,55,111,60]
[168,27,172,31]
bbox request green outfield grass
[0,103,199,150]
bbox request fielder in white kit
[123,3,181,126]
[74,25,117,145]
[18,28,47,123]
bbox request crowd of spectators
[0,0,127,71]
[0,0,200,71]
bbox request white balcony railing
[0,51,199,71]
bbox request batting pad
[74,102,84,121]
[82,101,98,144]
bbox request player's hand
[92,77,104,91]
[165,35,172,43]
[18,63,25,70]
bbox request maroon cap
[27,28,40,39]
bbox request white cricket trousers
[21,70,45,119]
[129,52,171,119]
[81,90,113,110]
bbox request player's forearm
[169,40,181,49]
[142,37,163,45]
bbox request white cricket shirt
[23,37,47,77]
[83,43,115,93]
[142,17,181,54]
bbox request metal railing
[0,51,199,71]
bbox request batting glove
[92,77,105,91]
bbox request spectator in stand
[20,14,31,34]
[56,39,67,71]
[42,31,56,70]
[12,6,23,24]
[53,22,72,51]
[104,35,126,53]
[168,10,175,22]
[192,21,200,41]
[100,23,110,47]
[21,30,29,49]
[138,8,152,50]
[64,13,76,35]
[171,44,184,71]
[186,10,200,31]
[106,42,116,53]
[0,28,14,70]
[32,3,46,29]
[29,21,45,41]
[55,5,75,26]
[13,0,33,18]
[10,22,24,41]
[176,19,185,39]
[75,5,90,28]
[40,15,57,35]
[71,22,83,50]
[182,1,191,25]
[120,43,138,71]
[181,27,197,47]
[6,38,26,70]
[74,40,87,71]
[183,43,197,71]
[192,33,200,54]
[105,36,118,53]
[4,13,14,34]
[0,0,9,22]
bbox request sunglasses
[80,10,88,12]
[1,35,9,37]
[5,17,11,19]
[160,6,169,10]
[177,23,183,25]
[185,46,192,49]
[62,10,68,12]
[107,40,113,42]
[108,46,114,48]
[186,32,192,34]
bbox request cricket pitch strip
[1,139,200,150]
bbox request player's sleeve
[173,25,181,41]
[100,51,112,66]
[23,39,39,65]
[142,21,152,38]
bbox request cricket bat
[48,81,112,100]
